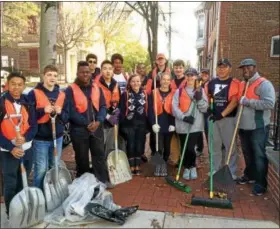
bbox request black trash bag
[85,203,139,225]
[85,203,125,225]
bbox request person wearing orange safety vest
[0,72,37,217]
[65,61,113,187]
[236,58,276,196]
[148,72,175,162]
[119,74,148,175]
[28,65,68,189]
[172,68,208,180]
[96,60,122,157]
[205,58,240,180]
[146,53,171,160]
[170,59,188,91]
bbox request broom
[165,103,196,193]
[191,98,232,209]
[202,80,250,202]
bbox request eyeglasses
[88,60,97,64]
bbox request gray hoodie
[239,72,275,130]
[172,86,208,134]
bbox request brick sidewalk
[62,144,279,225]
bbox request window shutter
[29,48,39,69]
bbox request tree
[39,2,58,73]
[56,2,96,83]
[125,2,159,68]
[1,2,39,47]
[93,2,132,58]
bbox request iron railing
[272,91,280,151]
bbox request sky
[129,2,200,67]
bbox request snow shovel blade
[9,187,45,228]
[43,166,72,212]
[107,149,132,186]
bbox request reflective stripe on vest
[97,81,120,108]
[34,89,65,124]
[154,89,174,115]
[240,77,266,100]
[1,100,30,140]
[70,83,100,113]
[178,88,191,113]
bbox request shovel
[43,114,72,212]
[107,125,132,186]
[8,113,46,228]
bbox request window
[28,16,37,34]
[29,49,39,69]
[198,14,205,39]
[56,54,63,64]
[1,56,9,67]
[271,35,280,57]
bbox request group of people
[0,52,276,218]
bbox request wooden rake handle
[226,81,249,165]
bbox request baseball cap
[185,68,198,76]
[238,58,257,68]
[217,58,232,67]
[201,68,210,74]
[156,53,166,60]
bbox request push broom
[191,81,249,208]
[165,103,196,193]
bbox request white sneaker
[190,167,198,180]
[183,169,190,180]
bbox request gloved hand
[193,90,202,101]
[106,114,119,126]
[209,112,224,122]
[183,116,195,124]
[239,96,250,106]
[168,125,175,132]
[152,124,160,133]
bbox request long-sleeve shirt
[0,92,37,151]
[239,72,276,130]
[28,83,69,141]
[172,86,208,134]
[65,80,106,136]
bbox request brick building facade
[195,2,279,90]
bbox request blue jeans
[0,148,33,215]
[239,126,269,189]
[32,137,63,189]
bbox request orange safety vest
[125,90,148,115]
[170,77,187,91]
[97,80,120,108]
[154,89,174,115]
[239,77,266,100]
[146,67,171,94]
[204,78,240,102]
[178,88,192,113]
[1,99,30,140]
[33,89,65,124]
[70,82,100,113]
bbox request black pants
[71,132,109,183]
[196,132,204,152]
[121,125,146,167]
[0,149,32,215]
[179,132,200,169]
[153,132,173,162]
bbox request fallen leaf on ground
[264,197,269,200]
[181,203,193,208]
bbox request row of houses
[194,2,279,90]
[0,2,104,84]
